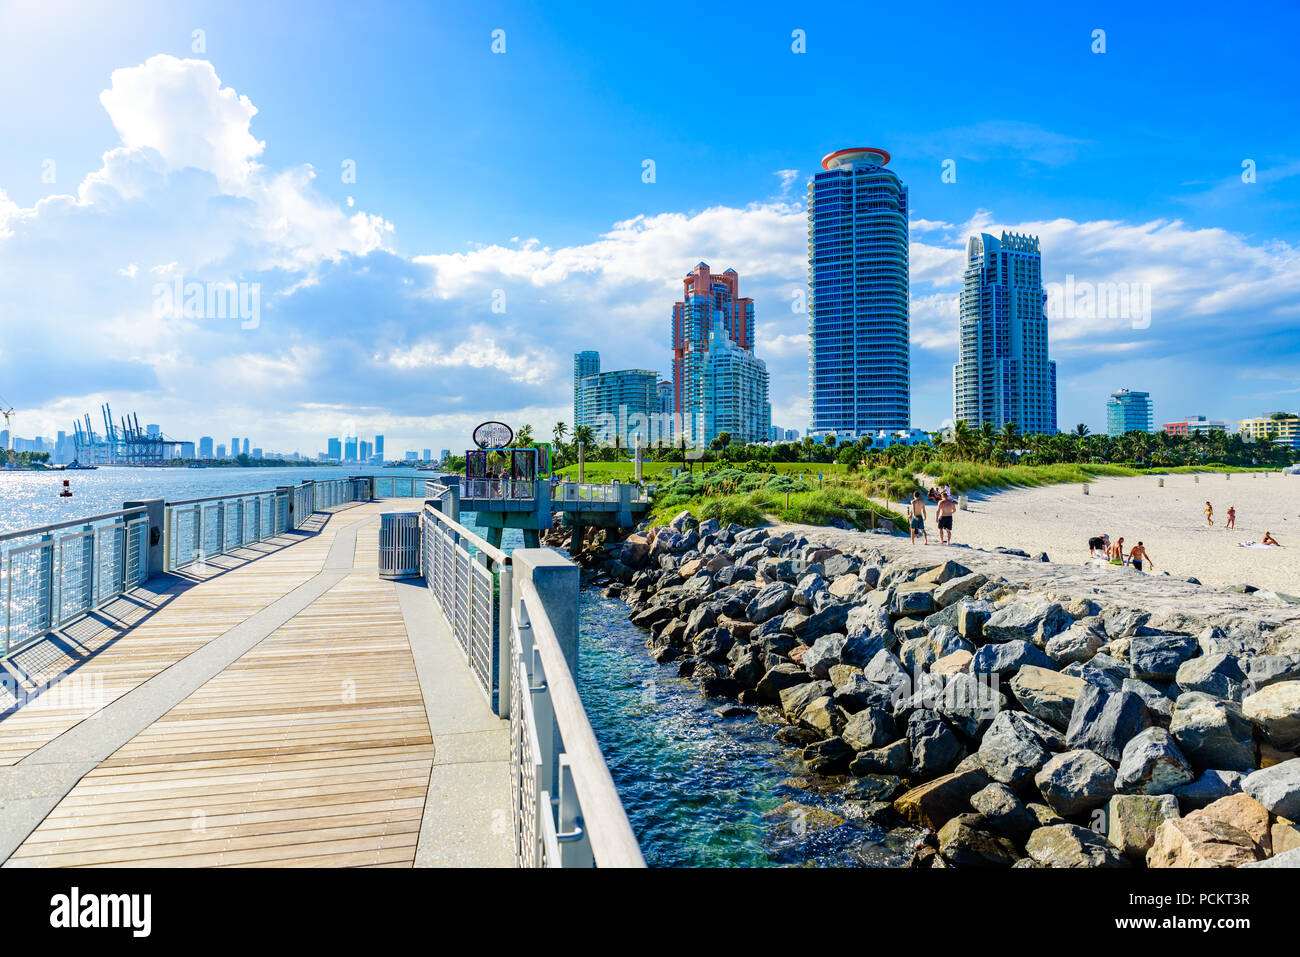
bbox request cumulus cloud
[2,55,1297,452]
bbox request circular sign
[472,421,514,449]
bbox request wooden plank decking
[0,500,511,868]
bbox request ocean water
[0,466,431,535]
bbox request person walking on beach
[1108,536,1126,565]
[1129,541,1154,572]
[1205,501,1214,526]
[936,491,957,545]
[908,491,929,545]
[1226,506,1236,529]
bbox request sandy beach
[882,471,1300,594]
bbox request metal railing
[313,478,365,510]
[372,476,423,498]
[420,504,510,712]
[509,577,644,868]
[1,508,149,655]
[558,481,618,504]
[463,478,536,501]
[164,489,288,572]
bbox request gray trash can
[378,511,421,580]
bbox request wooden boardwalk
[0,501,512,868]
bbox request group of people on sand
[908,488,957,546]
[1205,501,1282,546]
[1087,534,1155,572]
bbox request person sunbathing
[1263,531,1282,547]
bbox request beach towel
[1237,541,1280,549]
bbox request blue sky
[1,0,1298,454]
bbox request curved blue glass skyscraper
[808,147,910,438]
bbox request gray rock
[971,640,1055,678]
[842,707,898,752]
[692,626,735,662]
[984,601,1072,646]
[1115,727,1195,795]
[802,633,847,678]
[1169,769,1246,811]
[793,602,854,644]
[1107,793,1181,859]
[746,582,793,624]
[845,601,894,644]
[891,582,938,619]
[1169,692,1257,772]
[864,649,911,701]
[907,709,964,779]
[1129,633,1200,681]
[832,673,897,713]
[956,599,995,643]
[1065,685,1152,763]
[802,736,854,774]
[933,572,988,608]
[792,572,827,608]
[934,672,1005,738]
[1046,622,1106,665]
[1242,847,1300,868]
[1122,678,1176,724]
[1246,654,1300,689]
[1176,653,1247,701]
[1035,749,1117,816]
[892,617,928,643]
[978,711,1055,786]
[1026,823,1130,867]
[1242,758,1300,819]
[1104,609,1150,640]
[1073,653,1129,693]
[970,782,1036,838]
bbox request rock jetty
[580,512,1300,868]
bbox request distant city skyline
[2,6,1297,454]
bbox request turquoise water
[0,466,432,535]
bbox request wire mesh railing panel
[3,539,54,652]
[93,523,125,606]
[55,531,95,626]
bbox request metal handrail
[510,576,644,868]
[463,478,537,501]
[0,507,147,545]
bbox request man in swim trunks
[936,491,957,544]
[1109,536,1126,565]
[909,491,928,545]
[1129,541,1153,572]
[1205,501,1214,526]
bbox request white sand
[888,472,1300,594]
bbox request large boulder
[746,582,793,624]
[1026,824,1130,868]
[978,711,1058,786]
[1170,770,1247,812]
[937,813,1021,868]
[849,738,909,776]
[971,782,1037,839]
[891,582,938,619]
[1011,665,1086,730]
[1190,793,1272,856]
[1065,685,1152,763]
[1169,692,1257,772]
[1242,758,1300,819]
[802,633,848,678]
[893,767,991,830]
[845,602,894,646]
[907,709,965,779]
[1115,727,1195,795]
[793,602,854,644]
[1241,681,1300,751]
[932,572,988,609]
[833,672,897,713]
[1046,622,1106,665]
[801,737,854,775]
[1129,633,1200,682]
[1175,653,1248,701]
[956,599,995,643]
[984,601,1072,646]
[1035,749,1117,816]
[756,663,812,703]
[842,707,898,752]
[1145,816,1263,868]
[779,679,834,721]
[972,641,1055,679]
[1106,794,1180,859]
[900,626,973,672]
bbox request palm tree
[1074,423,1091,438]
[513,423,535,447]
[553,421,568,446]
[952,420,974,460]
[573,424,595,449]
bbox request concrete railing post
[512,548,580,676]
[124,498,165,579]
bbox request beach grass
[648,485,906,532]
